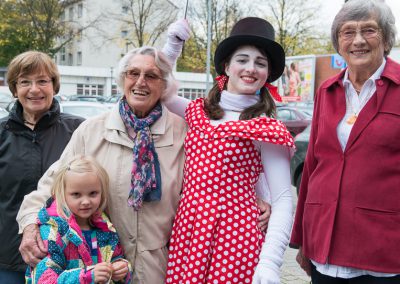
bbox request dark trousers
[0,268,25,284]
[311,264,400,284]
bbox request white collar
[219,90,259,112]
[343,58,386,89]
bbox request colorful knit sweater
[26,198,132,284]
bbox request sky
[318,0,400,34]
[175,0,400,44]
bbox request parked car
[68,95,107,103]
[103,95,122,109]
[104,95,122,104]
[54,94,69,102]
[4,100,109,119]
[0,87,13,109]
[59,101,109,119]
[0,107,8,118]
[277,106,312,136]
[290,124,311,194]
[292,101,314,117]
[5,99,16,112]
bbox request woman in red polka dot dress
[164,17,295,284]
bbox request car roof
[60,101,108,107]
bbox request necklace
[345,87,372,125]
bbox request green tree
[0,0,35,66]
[265,0,326,56]
[0,0,99,66]
[176,0,254,75]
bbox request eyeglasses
[17,78,52,88]
[125,69,163,83]
[338,27,380,41]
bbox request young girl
[164,18,295,283]
[26,155,131,284]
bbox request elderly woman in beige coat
[17,46,187,283]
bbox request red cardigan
[290,57,400,273]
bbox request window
[178,88,206,100]
[76,84,105,96]
[121,30,128,38]
[77,51,82,66]
[68,53,73,65]
[60,47,66,62]
[112,85,118,95]
[97,85,104,96]
[60,10,65,21]
[69,7,74,21]
[77,84,83,95]
[78,4,83,18]
[122,6,129,14]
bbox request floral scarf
[119,98,162,210]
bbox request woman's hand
[162,19,191,65]
[296,246,311,276]
[93,262,113,284]
[256,198,271,232]
[19,224,47,267]
[111,260,129,281]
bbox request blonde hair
[51,155,109,220]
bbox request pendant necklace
[345,86,371,125]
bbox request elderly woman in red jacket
[290,0,400,283]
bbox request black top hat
[214,17,285,83]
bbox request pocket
[302,202,323,256]
[353,207,400,265]
[366,109,400,148]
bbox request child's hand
[111,260,129,281]
[94,262,113,283]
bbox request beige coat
[17,104,187,283]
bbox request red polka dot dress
[165,98,294,284]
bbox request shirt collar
[343,58,386,88]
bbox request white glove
[252,265,280,284]
[162,19,191,66]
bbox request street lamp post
[205,0,212,94]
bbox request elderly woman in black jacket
[0,51,84,283]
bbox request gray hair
[331,0,396,56]
[115,46,178,101]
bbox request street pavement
[281,247,311,284]
[280,186,311,284]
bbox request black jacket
[0,99,84,272]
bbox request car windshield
[300,109,313,118]
[106,96,121,103]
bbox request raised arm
[161,19,191,118]
[252,142,293,284]
[162,19,191,67]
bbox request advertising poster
[279,55,316,103]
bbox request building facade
[55,0,178,68]
[57,65,212,99]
